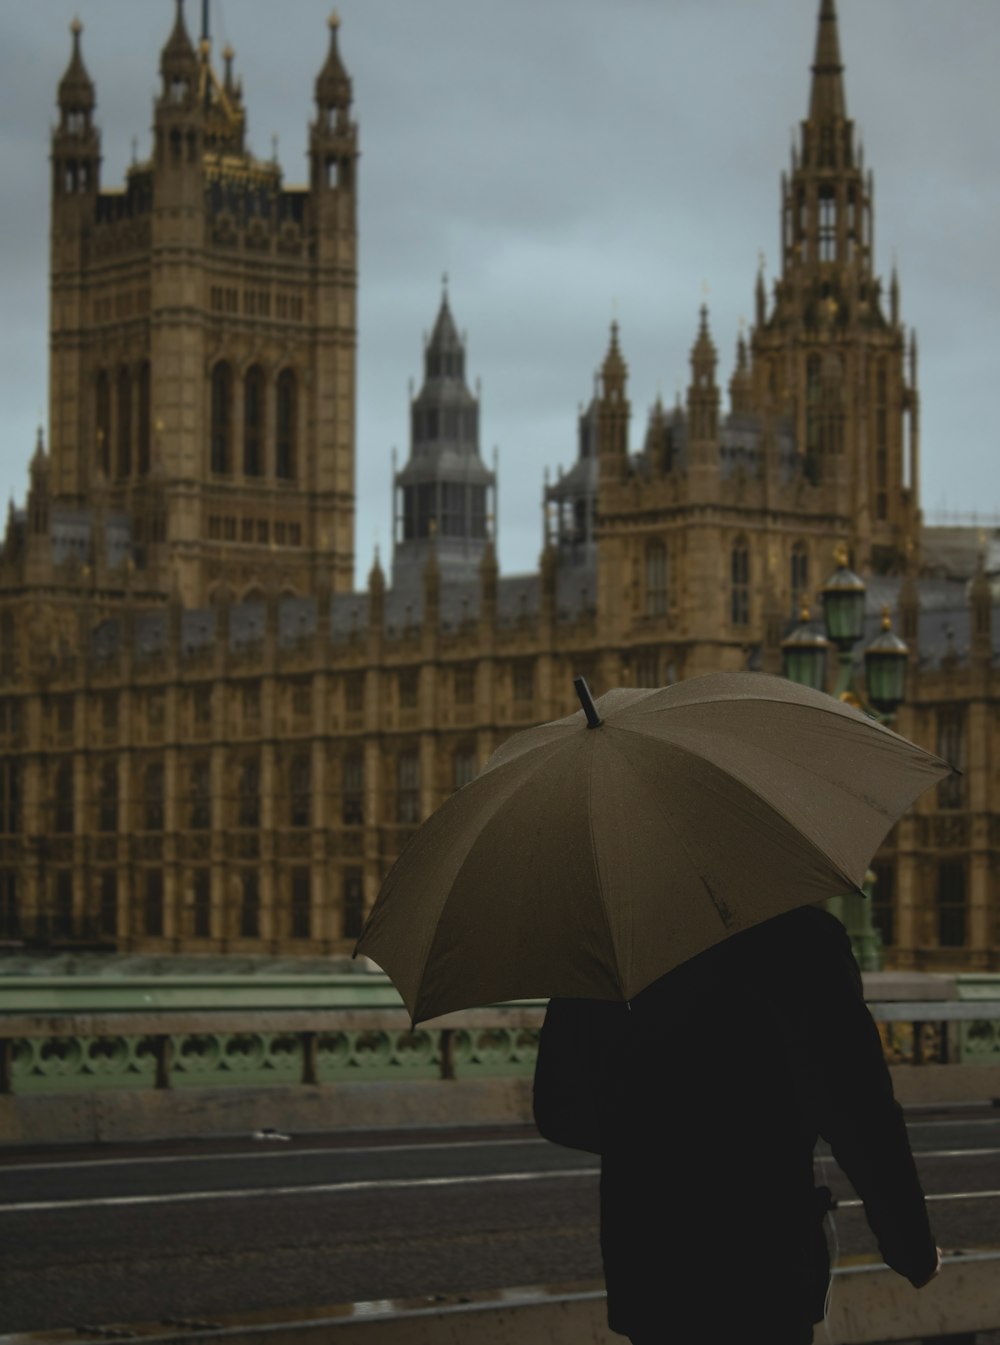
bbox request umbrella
[354,671,951,1024]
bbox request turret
[52,18,100,200]
[597,322,629,481]
[154,0,201,167]
[368,547,385,629]
[728,332,753,416]
[28,429,50,538]
[309,13,358,202]
[687,306,719,446]
[392,285,495,589]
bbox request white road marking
[914,1147,1000,1160]
[0,1136,544,1176]
[838,1189,1000,1209]
[908,1116,1000,1129]
[0,1166,598,1215]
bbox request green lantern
[782,604,831,690]
[821,547,867,652]
[864,607,909,715]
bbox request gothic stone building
[0,0,996,970]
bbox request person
[533,905,940,1344]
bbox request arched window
[0,611,16,679]
[276,369,297,480]
[289,754,311,828]
[98,762,118,833]
[211,363,232,474]
[117,366,132,478]
[243,365,265,477]
[190,760,211,831]
[342,755,364,825]
[397,752,420,825]
[238,758,260,829]
[145,870,163,936]
[54,760,74,834]
[790,542,809,616]
[0,761,21,835]
[137,361,151,475]
[645,542,668,617]
[240,872,260,938]
[804,355,821,485]
[730,539,750,627]
[144,763,164,831]
[96,371,111,475]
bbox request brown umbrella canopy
[355,672,951,1024]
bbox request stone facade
[0,0,996,970]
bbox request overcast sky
[1,0,998,584]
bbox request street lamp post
[781,546,911,971]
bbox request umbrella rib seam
[625,691,950,771]
[611,723,871,896]
[585,739,627,1001]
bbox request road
[0,1109,998,1334]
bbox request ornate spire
[689,305,717,384]
[316,10,352,112]
[425,287,464,379]
[58,17,95,114]
[600,321,627,400]
[687,307,719,446]
[809,0,846,124]
[161,0,198,75]
[222,43,237,96]
[729,331,752,415]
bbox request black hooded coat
[533,906,938,1344]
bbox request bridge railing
[0,972,998,1144]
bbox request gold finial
[328,10,340,28]
[799,599,811,622]
[833,540,850,568]
[199,36,211,57]
[880,605,893,632]
[222,42,234,61]
[70,16,82,37]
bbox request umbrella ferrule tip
[573,675,603,729]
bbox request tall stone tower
[391,287,496,590]
[46,2,359,605]
[752,0,919,574]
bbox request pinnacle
[161,0,197,72]
[809,0,846,123]
[316,9,351,109]
[601,321,627,385]
[58,14,95,109]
